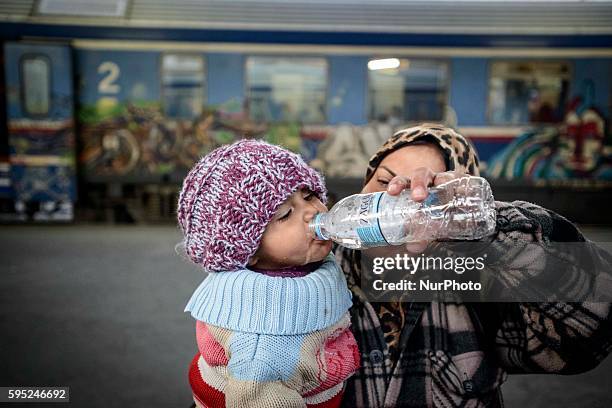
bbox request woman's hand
[385,168,465,253]
[386,168,462,200]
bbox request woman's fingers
[387,176,410,196]
[387,168,436,199]
[387,170,468,253]
[432,170,460,186]
[387,169,468,200]
[408,167,436,201]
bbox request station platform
[1,225,612,407]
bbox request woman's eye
[377,179,390,186]
[303,191,314,201]
[278,209,292,222]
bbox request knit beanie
[177,139,327,272]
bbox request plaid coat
[336,200,612,407]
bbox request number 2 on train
[97,61,120,94]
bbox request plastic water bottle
[309,176,496,249]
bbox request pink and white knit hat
[177,139,327,272]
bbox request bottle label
[355,192,388,246]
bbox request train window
[161,54,205,119]
[488,61,571,125]
[368,58,448,124]
[246,57,327,124]
[21,56,51,116]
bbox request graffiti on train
[486,100,612,181]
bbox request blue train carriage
[70,43,612,226]
[4,39,612,224]
[70,42,612,179]
[4,42,76,221]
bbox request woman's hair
[364,123,480,185]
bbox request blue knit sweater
[185,253,353,335]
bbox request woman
[336,124,612,407]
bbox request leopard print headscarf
[364,123,480,186]
[361,123,481,359]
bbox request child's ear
[247,256,258,266]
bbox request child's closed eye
[377,179,390,186]
[303,190,315,201]
[278,208,292,222]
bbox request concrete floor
[1,225,612,408]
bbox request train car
[1,0,611,222]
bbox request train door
[4,42,76,221]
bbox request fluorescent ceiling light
[368,58,401,70]
[38,0,128,17]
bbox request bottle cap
[309,213,329,240]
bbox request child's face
[249,188,332,269]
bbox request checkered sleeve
[489,201,612,374]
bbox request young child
[177,139,360,408]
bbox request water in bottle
[308,176,496,249]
